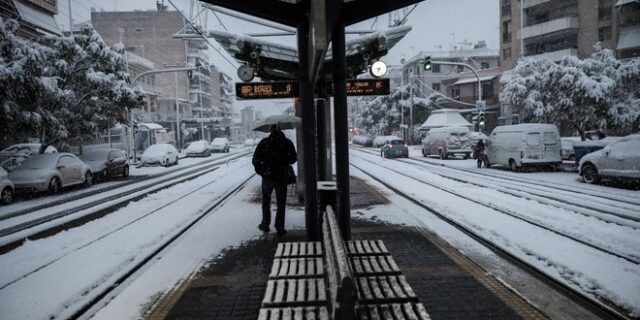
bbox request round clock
[369,60,387,78]
[237,64,255,82]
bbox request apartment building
[500,0,640,69]
[0,0,61,39]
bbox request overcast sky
[55,0,498,115]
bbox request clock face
[237,64,254,82]
[370,60,387,78]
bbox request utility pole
[67,0,72,33]
[409,71,414,144]
[400,69,404,140]
[174,70,181,150]
[198,67,204,140]
[520,0,524,57]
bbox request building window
[503,47,512,59]
[482,81,494,99]
[501,0,511,17]
[481,62,490,69]
[598,0,612,20]
[135,27,144,32]
[502,21,512,43]
[598,26,612,41]
[432,83,441,92]
[451,86,460,99]
[432,64,440,73]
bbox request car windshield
[187,141,207,150]
[80,150,109,161]
[212,138,227,145]
[144,145,168,155]
[391,140,405,145]
[17,154,56,170]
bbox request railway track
[0,158,256,320]
[352,146,640,228]
[0,151,252,253]
[349,158,631,320]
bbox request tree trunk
[77,128,83,155]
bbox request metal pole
[67,0,72,32]
[316,96,327,181]
[298,22,319,241]
[174,71,181,150]
[520,0,524,57]
[332,19,351,240]
[400,70,404,141]
[409,72,414,144]
[199,68,204,139]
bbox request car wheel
[582,164,600,184]
[484,156,491,168]
[48,177,61,194]
[163,158,169,167]
[509,159,519,172]
[84,172,93,187]
[175,157,179,165]
[122,165,129,178]
[1,187,13,205]
[102,168,109,181]
[439,151,444,160]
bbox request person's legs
[274,183,287,233]
[260,179,274,231]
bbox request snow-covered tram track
[351,151,640,265]
[353,145,640,207]
[350,155,640,319]
[0,158,256,320]
[351,147,640,227]
[0,151,252,252]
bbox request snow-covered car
[79,148,129,181]
[0,168,15,205]
[186,140,211,157]
[352,135,374,147]
[140,144,179,167]
[421,127,472,159]
[210,138,230,153]
[0,143,58,171]
[560,137,581,161]
[8,153,93,193]
[373,135,401,148]
[578,134,640,185]
[486,123,562,171]
[244,139,255,147]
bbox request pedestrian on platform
[474,139,486,168]
[252,124,297,236]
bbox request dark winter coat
[474,140,486,154]
[252,131,297,184]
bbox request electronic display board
[235,79,390,99]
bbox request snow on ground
[0,156,278,320]
[350,150,640,316]
[89,180,305,320]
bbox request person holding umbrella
[252,123,298,236]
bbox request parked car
[211,138,230,153]
[421,126,472,159]
[79,148,129,181]
[140,144,179,167]
[352,135,374,147]
[8,153,93,193]
[560,137,582,161]
[485,123,562,171]
[373,135,401,148]
[0,143,58,172]
[186,140,211,157]
[1,168,15,204]
[573,136,623,165]
[578,134,640,185]
[244,139,255,147]
[381,139,409,158]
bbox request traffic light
[423,56,432,71]
[478,113,485,129]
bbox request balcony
[526,48,578,62]
[522,0,552,9]
[521,16,578,39]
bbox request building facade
[0,0,61,39]
[500,0,640,70]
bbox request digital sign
[329,79,390,96]
[235,79,390,99]
[236,81,299,99]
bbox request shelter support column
[332,19,351,240]
[298,22,319,241]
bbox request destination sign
[329,79,390,96]
[236,81,299,100]
[235,79,390,99]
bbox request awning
[13,0,61,36]
[615,0,639,7]
[617,26,640,50]
[452,75,496,86]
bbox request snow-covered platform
[136,177,587,320]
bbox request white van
[485,123,562,171]
[421,126,472,159]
